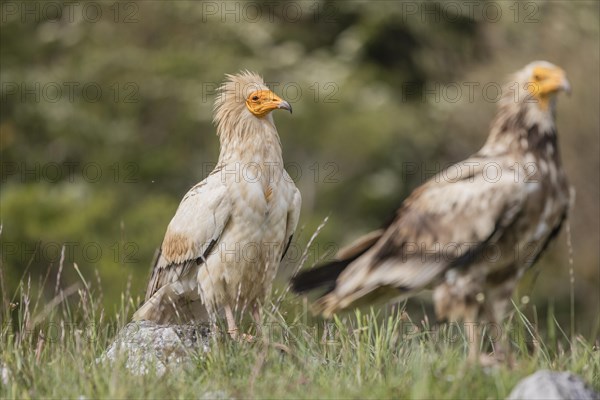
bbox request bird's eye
[534,73,543,81]
[252,95,259,101]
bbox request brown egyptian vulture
[292,61,572,362]
[134,71,301,337]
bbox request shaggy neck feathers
[481,71,559,159]
[212,72,284,166]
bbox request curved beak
[246,90,293,118]
[537,69,572,97]
[560,76,572,96]
[551,67,571,95]
[277,100,292,114]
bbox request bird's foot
[479,353,501,367]
[239,333,255,343]
[226,328,255,343]
[227,328,239,340]
[478,351,516,369]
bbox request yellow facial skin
[245,89,292,118]
[527,66,571,110]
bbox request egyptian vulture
[292,61,572,362]
[134,71,301,337]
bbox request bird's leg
[251,302,263,337]
[466,323,481,364]
[464,305,481,364]
[252,302,262,324]
[480,283,516,367]
[224,303,239,340]
[489,325,511,366]
[487,300,515,368]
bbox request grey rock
[508,370,599,400]
[100,320,212,376]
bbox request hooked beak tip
[562,78,572,95]
[278,100,292,114]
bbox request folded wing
[293,158,528,316]
[133,172,232,322]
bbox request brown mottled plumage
[292,61,572,363]
[134,72,301,337]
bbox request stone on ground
[508,370,599,400]
[100,320,212,376]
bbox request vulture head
[505,61,571,111]
[520,61,571,106]
[213,71,291,136]
[494,61,570,135]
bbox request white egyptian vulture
[292,61,572,363]
[134,71,301,337]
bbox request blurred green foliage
[1,1,598,334]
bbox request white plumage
[133,72,301,336]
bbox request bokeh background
[1,1,598,335]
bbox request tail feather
[132,283,209,324]
[132,294,169,323]
[291,259,351,294]
[291,229,384,295]
[313,284,407,318]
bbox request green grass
[1,267,598,400]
